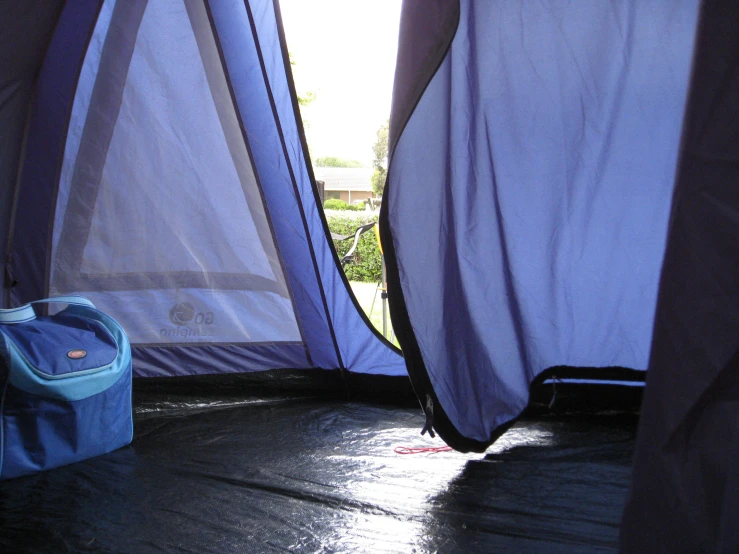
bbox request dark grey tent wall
[621,0,739,550]
[0,2,65,309]
[388,0,458,157]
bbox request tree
[288,51,317,158]
[297,90,316,108]
[315,157,365,168]
[371,120,389,196]
[289,53,317,108]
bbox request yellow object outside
[373,223,384,256]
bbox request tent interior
[1,0,737,552]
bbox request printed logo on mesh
[169,303,195,326]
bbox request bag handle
[0,296,95,325]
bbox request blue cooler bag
[0,296,133,480]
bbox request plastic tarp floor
[1,391,637,553]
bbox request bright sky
[279,0,402,166]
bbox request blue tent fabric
[382,0,700,449]
[0,1,65,311]
[1,0,738,551]
[213,0,404,376]
[3,0,405,379]
[4,0,100,309]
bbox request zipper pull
[549,375,559,409]
[420,394,436,438]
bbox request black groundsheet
[1,393,636,553]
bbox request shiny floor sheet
[0,395,636,553]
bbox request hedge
[325,210,382,283]
[323,198,364,211]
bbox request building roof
[313,167,374,192]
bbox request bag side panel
[0,359,132,480]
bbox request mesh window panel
[50,0,301,345]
